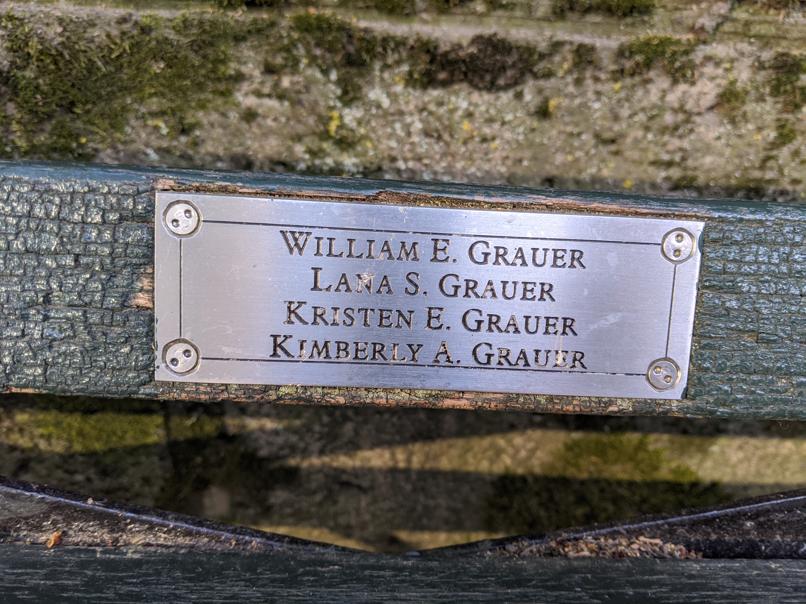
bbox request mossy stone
[0,12,263,158]
[410,34,539,92]
[771,120,797,149]
[552,0,656,18]
[717,79,749,119]
[617,35,697,83]
[766,52,805,113]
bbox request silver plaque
[154,192,704,399]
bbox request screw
[661,228,695,263]
[647,358,681,391]
[164,200,201,237]
[163,339,200,375]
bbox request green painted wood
[1,476,805,600]
[0,161,803,418]
[2,547,806,602]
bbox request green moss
[341,0,419,14]
[572,43,598,71]
[241,107,260,124]
[11,410,164,454]
[410,34,539,91]
[765,52,805,113]
[217,0,289,7]
[716,79,748,118]
[482,0,522,9]
[485,434,728,533]
[217,0,477,13]
[721,177,778,200]
[547,434,701,481]
[0,12,263,158]
[771,119,797,148]
[3,403,224,454]
[340,0,476,15]
[378,0,474,15]
[286,12,395,103]
[371,0,418,14]
[617,35,697,83]
[281,14,547,97]
[553,0,655,17]
[672,174,698,190]
[290,12,384,60]
[739,0,805,11]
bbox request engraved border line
[176,216,672,384]
[179,239,183,338]
[665,264,677,357]
[203,220,660,247]
[201,357,645,378]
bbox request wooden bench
[1,161,803,419]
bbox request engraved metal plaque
[155,192,704,399]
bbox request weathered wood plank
[4,475,802,559]
[3,547,804,603]
[7,547,806,603]
[0,161,804,418]
[477,489,806,560]
[2,475,804,598]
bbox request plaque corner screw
[647,358,681,391]
[661,228,695,263]
[163,339,200,375]
[164,200,201,237]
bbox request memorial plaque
[154,192,704,399]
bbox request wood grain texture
[1,478,805,600]
[0,161,803,418]
[1,547,805,603]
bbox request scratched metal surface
[0,161,804,418]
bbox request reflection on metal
[661,228,696,263]
[163,200,201,237]
[647,358,681,391]
[154,192,704,399]
[163,339,200,375]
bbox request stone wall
[1,1,804,199]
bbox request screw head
[164,201,201,237]
[661,228,695,263]
[647,358,681,391]
[163,339,200,375]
